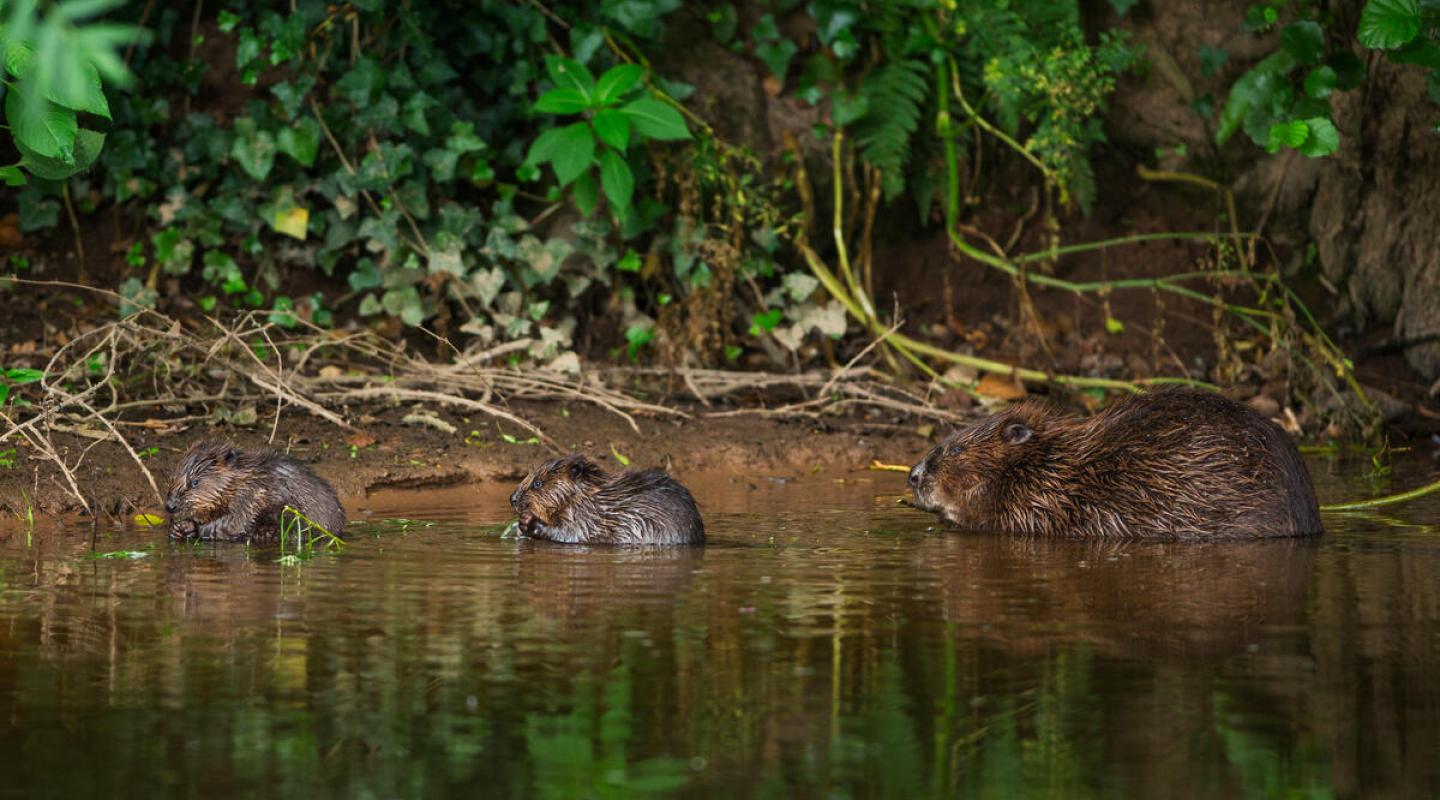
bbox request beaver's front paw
[168,519,200,540]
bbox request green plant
[0,366,43,406]
[1215,0,1440,158]
[523,57,690,219]
[0,0,140,184]
[278,505,344,561]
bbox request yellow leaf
[272,205,309,240]
[134,513,166,527]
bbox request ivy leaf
[544,55,596,99]
[1304,65,1338,98]
[572,171,599,217]
[620,97,690,141]
[6,86,78,162]
[1298,117,1340,156]
[1281,21,1325,66]
[534,87,590,114]
[592,108,630,151]
[550,123,596,186]
[382,286,425,326]
[276,117,320,167]
[594,64,644,106]
[598,148,634,210]
[230,118,275,180]
[1357,0,1421,49]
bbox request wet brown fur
[909,388,1322,539]
[510,454,704,545]
[165,440,346,543]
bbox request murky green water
[1,462,1438,798]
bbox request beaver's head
[165,440,244,534]
[909,400,1066,531]
[510,454,608,536]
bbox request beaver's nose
[509,489,522,509]
[164,500,176,515]
[908,464,924,488]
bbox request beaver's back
[1078,389,1320,538]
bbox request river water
[0,461,1437,798]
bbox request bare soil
[0,398,927,524]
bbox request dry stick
[816,320,904,402]
[208,315,351,429]
[323,386,555,447]
[70,395,162,505]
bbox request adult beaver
[908,388,1321,539]
[510,454,704,545]
[165,440,346,543]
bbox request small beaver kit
[165,440,346,543]
[510,454,704,545]
[909,388,1321,539]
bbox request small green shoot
[90,550,150,560]
[137,446,159,459]
[610,444,631,466]
[500,431,541,446]
[278,506,345,562]
[0,449,16,469]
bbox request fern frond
[853,58,929,199]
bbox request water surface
[1,462,1438,798]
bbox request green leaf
[1298,116,1340,156]
[1358,0,1421,49]
[534,87,590,114]
[620,97,690,141]
[1304,65,1338,98]
[571,171,599,217]
[610,443,631,466]
[1216,50,1296,145]
[592,108,631,151]
[594,64,644,106]
[1390,38,1440,68]
[6,86,78,161]
[524,126,569,167]
[48,62,110,119]
[276,117,320,167]
[617,249,642,272]
[544,55,596,98]
[1328,52,1367,89]
[5,368,44,384]
[1281,21,1325,65]
[0,165,25,186]
[598,149,634,210]
[550,122,596,186]
[17,128,105,179]
[1266,119,1310,153]
[749,309,783,335]
[230,119,275,180]
[832,90,868,126]
[382,286,425,326]
[1198,46,1229,77]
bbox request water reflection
[0,466,1436,798]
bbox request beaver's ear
[221,447,239,465]
[568,459,585,478]
[1001,422,1033,444]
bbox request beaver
[509,453,704,545]
[165,439,346,543]
[908,387,1321,539]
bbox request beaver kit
[909,388,1321,539]
[510,454,704,545]
[165,440,347,543]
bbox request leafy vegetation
[1215,0,1440,158]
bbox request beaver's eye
[947,443,963,456]
[532,478,543,490]
[188,478,200,489]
